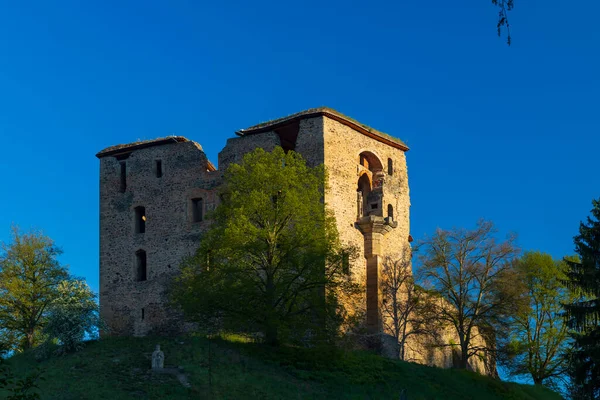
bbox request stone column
[357,215,396,335]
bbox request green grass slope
[3,336,561,400]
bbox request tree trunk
[265,274,278,346]
[459,341,469,369]
[25,330,35,350]
[265,323,278,346]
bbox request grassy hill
[3,335,561,400]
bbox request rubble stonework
[97,107,490,374]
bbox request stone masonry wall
[322,117,411,327]
[323,117,411,274]
[99,140,219,336]
[218,132,281,171]
[98,110,492,376]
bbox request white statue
[152,345,164,370]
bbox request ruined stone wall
[321,117,411,322]
[293,117,326,167]
[98,111,493,376]
[404,316,489,374]
[218,132,281,171]
[218,117,325,170]
[322,117,410,273]
[99,140,219,336]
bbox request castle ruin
[96,107,488,373]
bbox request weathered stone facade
[97,107,490,373]
[97,138,219,336]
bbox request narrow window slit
[136,250,147,282]
[192,198,203,222]
[120,162,127,193]
[135,206,146,233]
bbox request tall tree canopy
[0,227,69,351]
[417,220,525,370]
[172,147,356,346]
[564,199,600,399]
[501,251,572,389]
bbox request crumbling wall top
[96,136,191,158]
[237,107,409,151]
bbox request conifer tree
[564,199,600,399]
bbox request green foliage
[0,226,69,351]
[1,344,43,400]
[172,147,357,346]
[563,198,600,399]
[43,279,103,355]
[1,335,561,399]
[501,251,572,390]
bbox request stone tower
[96,108,411,338]
[96,138,219,336]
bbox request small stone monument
[152,345,164,370]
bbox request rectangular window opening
[135,206,146,234]
[141,308,145,320]
[192,198,203,223]
[136,250,147,282]
[120,162,127,193]
[156,160,163,178]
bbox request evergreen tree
[564,199,600,399]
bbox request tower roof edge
[96,136,192,158]
[236,107,409,151]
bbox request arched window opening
[358,151,383,173]
[135,206,146,233]
[357,174,371,218]
[136,250,147,282]
[387,204,394,221]
[191,198,203,222]
[388,158,393,175]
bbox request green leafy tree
[0,227,69,351]
[501,251,572,389]
[172,147,357,346]
[417,220,525,370]
[563,199,600,399]
[43,279,102,354]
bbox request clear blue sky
[0,0,598,295]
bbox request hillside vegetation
[2,335,561,400]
